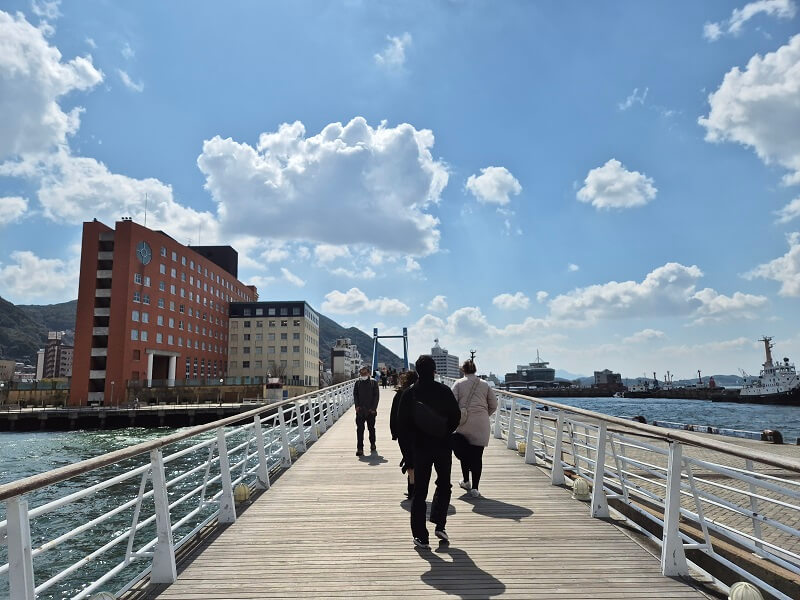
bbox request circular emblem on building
[136,241,152,265]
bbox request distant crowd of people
[353,356,497,548]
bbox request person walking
[452,359,498,498]
[390,370,418,498]
[380,371,388,389]
[397,355,460,548]
[354,366,379,456]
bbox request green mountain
[18,300,78,333]
[317,313,404,370]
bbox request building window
[280,360,287,367]
[293,319,301,327]
[171,251,177,261]
[293,360,300,367]
[178,320,184,330]
[243,347,250,354]
[256,333,264,341]
[156,333,163,343]
[132,310,140,321]
[159,263,166,274]
[243,321,251,328]
[178,337,183,347]
[231,347,238,355]
[280,308,288,316]
[256,320,263,328]
[168,335,174,345]
[131,329,138,340]
[170,284,176,294]
[268,346,275,354]
[268,308,276,316]
[141,331,148,342]
[168,318,174,328]
[229,360,238,369]
[157,315,164,326]
[255,346,263,354]
[243,334,251,341]
[134,273,142,284]
[133,349,140,360]
[179,304,185,313]
[160,246,167,257]
[181,272,186,282]
[293,307,301,316]
[293,346,300,353]
[280,346,287,353]
[141,312,149,323]
[133,291,141,303]
[268,320,275,327]
[230,333,238,342]
[242,361,250,368]
[255,360,262,369]
[293,332,300,339]
[281,320,288,327]
[171,268,176,278]
[159,281,166,291]
[280,333,287,340]
[256,309,264,316]
[157,298,165,308]
[169,301,175,311]
[267,333,275,341]
[181,256,186,266]
[142,294,150,305]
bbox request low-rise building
[431,339,460,379]
[594,369,623,391]
[331,337,362,383]
[0,359,15,382]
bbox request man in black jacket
[397,355,460,548]
[353,366,380,456]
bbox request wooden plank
[125,388,713,599]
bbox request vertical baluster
[216,428,237,524]
[745,458,764,551]
[590,423,609,518]
[308,397,319,442]
[524,405,537,465]
[318,393,329,434]
[661,442,688,576]
[6,496,35,600]
[149,448,178,583]
[493,395,503,439]
[506,399,517,449]
[293,402,307,452]
[253,414,271,490]
[551,412,565,485]
[277,405,293,467]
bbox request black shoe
[356,448,364,456]
[370,445,377,454]
[406,482,415,498]
[435,529,449,543]
[413,537,430,549]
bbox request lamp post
[218,378,223,405]
[111,380,115,408]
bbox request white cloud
[403,257,421,272]
[0,10,102,160]
[699,34,800,185]
[314,244,351,264]
[465,166,522,206]
[704,1,796,41]
[577,159,657,209]
[492,292,530,310]
[121,41,135,60]
[548,262,767,322]
[117,69,143,92]
[322,287,410,315]
[330,266,376,279]
[536,291,549,303]
[775,197,800,223]
[623,329,666,344]
[31,0,61,21]
[197,117,448,256]
[427,295,448,312]
[260,243,290,263]
[618,87,648,110]
[280,267,305,287]
[85,37,96,49]
[0,249,77,302]
[374,33,412,69]
[745,231,800,296]
[247,274,276,288]
[0,196,28,224]
[568,263,580,272]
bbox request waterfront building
[0,359,14,382]
[37,332,73,380]
[594,369,623,391]
[431,339,460,379]
[505,350,556,385]
[331,337,363,382]
[71,218,256,406]
[227,301,320,397]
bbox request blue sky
[1,0,799,379]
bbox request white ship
[735,336,800,405]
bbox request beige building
[227,301,320,397]
[0,359,15,382]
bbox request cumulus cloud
[775,197,800,223]
[0,249,77,302]
[577,159,657,209]
[699,35,800,185]
[492,292,530,310]
[374,33,412,69]
[121,41,135,60]
[0,196,28,224]
[547,262,767,322]
[704,1,796,41]
[465,166,522,206]
[197,117,448,256]
[745,232,800,296]
[31,0,61,21]
[330,266,376,279]
[427,295,448,312]
[322,287,410,315]
[568,263,580,272]
[260,243,290,263]
[536,291,549,303]
[315,244,351,264]
[403,257,421,272]
[618,87,648,110]
[623,329,666,344]
[117,69,143,92]
[0,10,103,160]
[281,267,305,287]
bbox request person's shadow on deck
[416,545,505,598]
[459,494,533,521]
[358,453,388,465]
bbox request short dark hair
[462,359,477,374]
[415,355,436,379]
[397,370,418,390]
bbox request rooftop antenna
[469,349,476,360]
[144,192,148,227]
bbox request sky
[0,0,799,380]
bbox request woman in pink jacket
[451,360,498,497]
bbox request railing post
[293,402,307,452]
[253,414,270,490]
[317,393,328,434]
[6,496,36,600]
[590,423,609,518]
[507,399,517,450]
[308,398,319,442]
[277,405,293,467]
[493,396,503,439]
[661,442,689,577]
[524,407,537,465]
[551,412,565,485]
[215,428,237,524]
[149,449,177,583]
[745,458,763,550]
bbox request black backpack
[411,386,449,438]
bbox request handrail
[479,385,800,473]
[0,379,355,501]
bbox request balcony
[91,348,108,357]
[89,370,106,379]
[95,289,111,298]
[92,327,109,336]
[97,251,113,260]
[94,308,110,317]
[96,270,113,279]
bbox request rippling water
[1,398,797,598]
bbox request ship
[715,336,800,406]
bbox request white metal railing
[441,377,800,600]
[0,380,355,599]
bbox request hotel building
[71,219,256,406]
[227,301,320,397]
[431,339,460,379]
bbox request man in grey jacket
[354,366,380,456]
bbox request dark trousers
[356,411,376,449]
[411,445,452,541]
[460,444,485,490]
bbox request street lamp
[218,378,223,405]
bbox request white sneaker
[469,488,481,498]
[459,480,471,491]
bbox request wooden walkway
[137,389,714,599]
